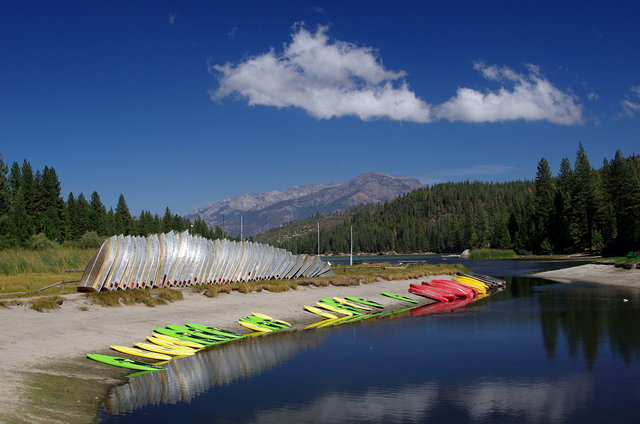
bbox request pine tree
[38,166,64,242]
[114,194,133,235]
[88,191,107,235]
[534,158,556,252]
[572,143,605,250]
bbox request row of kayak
[408,272,505,302]
[87,273,505,372]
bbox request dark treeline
[0,157,229,249]
[279,144,640,255]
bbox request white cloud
[212,24,432,123]
[168,14,176,26]
[621,85,640,117]
[587,92,599,101]
[212,26,583,126]
[434,62,583,125]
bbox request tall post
[349,225,353,266]
[240,216,243,242]
[317,221,320,256]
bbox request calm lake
[99,258,640,423]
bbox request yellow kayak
[147,336,200,352]
[333,297,372,311]
[304,305,339,319]
[238,320,273,333]
[134,342,195,356]
[453,277,488,294]
[151,332,206,349]
[110,345,172,361]
[315,302,353,316]
[251,312,291,327]
[456,275,491,286]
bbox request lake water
[99,259,640,423]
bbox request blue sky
[1,0,639,216]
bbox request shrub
[28,233,60,250]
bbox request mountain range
[185,172,422,237]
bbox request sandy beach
[0,276,443,423]
[536,263,640,287]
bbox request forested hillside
[0,157,228,249]
[268,144,640,255]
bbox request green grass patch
[0,247,95,276]
[469,248,518,260]
[85,288,183,307]
[30,296,64,312]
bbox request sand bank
[0,276,445,423]
[536,263,640,288]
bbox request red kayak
[408,284,451,302]
[423,280,474,298]
[410,295,474,316]
[431,279,478,298]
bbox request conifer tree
[114,194,133,235]
[534,158,556,252]
[88,191,107,235]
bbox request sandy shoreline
[536,263,640,288]
[0,276,443,423]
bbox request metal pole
[240,216,243,241]
[317,221,320,256]
[350,225,353,266]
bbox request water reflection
[239,384,439,424]
[105,332,323,415]
[230,375,593,424]
[537,282,640,367]
[101,270,640,423]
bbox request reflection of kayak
[410,296,474,317]
[408,284,450,302]
[426,280,476,298]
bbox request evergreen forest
[0,156,228,250]
[268,144,640,256]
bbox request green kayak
[318,298,366,315]
[165,324,229,341]
[154,327,223,346]
[344,296,384,308]
[381,292,419,304]
[185,323,244,339]
[87,353,164,372]
[239,316,287,330]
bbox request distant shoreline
[535,263,640,288]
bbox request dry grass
[0,247,95,276]
[0,272,83,297]
[85,288,183,307]
[30,296,64,312]
[191,263,466,298]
